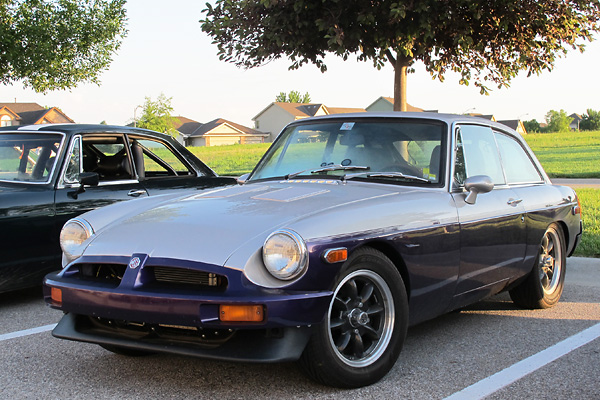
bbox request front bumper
[43,255,333,362]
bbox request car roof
[0,124,175,141]
[289,112,520,137]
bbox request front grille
[71,263,126,288]
[147,266,227,290]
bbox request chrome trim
[262,229,308,281]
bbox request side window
[82,135,133,181]
[132,138,194,178]
[495,132,542,184]
[64,137,81,184]
[455,125,505,186]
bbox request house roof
[0,103,74,124]
[365,96,426,112]
[173,116,202,136]
[498,120,523,131]
[188,118,268,137]
[254,102,367,121]
[327,107,367,114]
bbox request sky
[2,0,600,128]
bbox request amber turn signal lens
[51,288,62,305]
[323,248,348,264]
[219,305,264,322]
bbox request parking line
[444,322,600,400]
[0,324,57,342]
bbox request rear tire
[510,223,566,309]
[299,247,408,388]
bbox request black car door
[54,133,149,233]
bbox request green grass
[188,143,270,176]
[524,131,600,178]
[573,189,600,258]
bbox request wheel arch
[354,240,411,302]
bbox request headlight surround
[262,229,308,280]
[60,218,94,263]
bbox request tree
[136,93,178,136]
[545,110,573,133]
[523,119,542,134]
[580,109,600,131]
[201,1,600,111]
[275,90,311,103]
[1,0,127,92]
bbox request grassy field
[574,189,600,258]
[524,130,600,178]
[188,143,270,176]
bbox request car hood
[82,180,451,269]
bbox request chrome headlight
[262,229,308,280]
[60,218,94,263]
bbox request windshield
[0,133,64,183]
[250,119,446,185]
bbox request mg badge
[128,257,141,269]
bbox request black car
[0,124,235,293]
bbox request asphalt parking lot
[1,257,598,400]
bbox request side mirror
[464,175,493,205]
[79,172,100,187]
[68,172,100,199]
[237,173,250,185]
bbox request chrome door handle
[507,198,523,206]
[127,189,147,197]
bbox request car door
[450,124,527,309]
[493,131,550,274]
[54,133,149,230]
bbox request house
[184,118,269,147]
[498,120,528,135]
[0,102,74,126]
[173,116,203,145]
[365,96,432,112]
[253,102,366,142]
[569,113,583,131]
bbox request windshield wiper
[342,171,431,183]
[285,164,370,180]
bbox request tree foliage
[580,109,600,131]
[523,119,542,134]
[201,1,600,111]
[275,90,311,103]
[137,93,178,136]
[1,0,127,92]
[545,109,573,133]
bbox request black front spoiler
[53,313,314,363]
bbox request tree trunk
[393,54,412,112]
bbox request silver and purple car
[44,113,582,388]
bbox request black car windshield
[0,133,63,183]
[250,119,446,185]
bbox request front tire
[510,223,566,309]
[299,247,408,388]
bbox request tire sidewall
[304,248,408,387]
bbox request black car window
[0,133,62,183]
[455,125,506,186]
[64,136,81,184]
[494,132,543,184]
[130,138,194,178]
[82,135,133,181]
